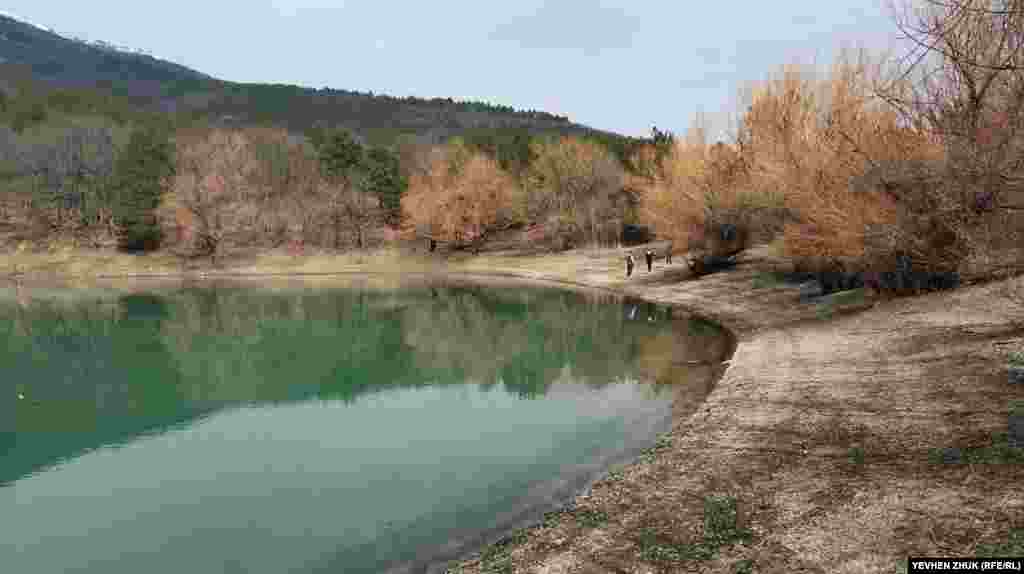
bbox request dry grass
[0,244,436,280]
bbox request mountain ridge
[0,13,629,145]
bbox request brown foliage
[401,143,520,249]
[160,126,383,257]
[635,122,763,258]
[164,128,251,257]
[636,51,982,277]
[740,56,949,272]
[523,136,627,248]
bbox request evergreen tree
[311,127,364,181]
[364,146,406,226]
[114,122,175,252]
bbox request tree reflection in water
[1,281,731,484]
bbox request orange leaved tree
[401,143,521,251]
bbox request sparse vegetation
[976,528,1024,557]
[928,433,1024,465]
[848,445,866,466]
[478,531,527,574]
[636,495,753,564]
[574,508,609,528]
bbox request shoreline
[5,245,1024,572]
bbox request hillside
[0,13,623,146]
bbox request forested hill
[0,13,621,146]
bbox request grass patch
[848,446,866,466]
[480,555,512,574]
[815,288,868,319]
[928,433,1024,465]
[478,530,528,574]
[638,433,671,460]
[751,271,787,290]
[734,558,755,574]
[975,528,1024,557]
[636,496,753,564]
[574,508,609,528]
[603,463,628,482]
[688,316,724,338]
[541,509,563,529]
[639,433,674,462]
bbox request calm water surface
[1,279,730,573]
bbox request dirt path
[4,244,1024,572]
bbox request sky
[3,1,899,138]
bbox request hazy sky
[4,1,898,137]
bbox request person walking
[665,244,673,265]
[626,253,635,277]
[645,249,654,272]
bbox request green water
[0,279,730,574]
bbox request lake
[0,277,731,573]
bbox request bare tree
[330,182,380,249]
[18,126,118,236]
[523,136,625,248]
[169,129,252,262]
[882,0,1024,211]
[874,0,1024,274]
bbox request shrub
[523,136,628,248]
[114,123,174,252]
[636,122,776,259]
[738,56,938,274]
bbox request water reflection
[1,281,731,573]
[2,282,731,487]
[5,283,728,481]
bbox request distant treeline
[0,69,668,258]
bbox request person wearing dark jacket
[626,254,635,277]
[645,249,654,272]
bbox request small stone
[1010,414,1024,449]
[798,281,823,301]
[940,447,962,464]
[1009,365,1024,385]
